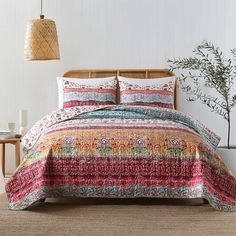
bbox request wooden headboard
[63,69,176,109]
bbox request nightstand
[0,138,21,177]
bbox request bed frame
[39,69,208,206]
[63,69,177,109]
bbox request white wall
[0,0,236,173]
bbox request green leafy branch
[168,41,236,148]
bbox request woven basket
[24,18,60,60]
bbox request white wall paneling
[0,0,235,173]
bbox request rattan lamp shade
[24,17,60,60]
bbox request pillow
[118,76,176,109]
[57,77,117,108]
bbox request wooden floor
[1,194,236,236]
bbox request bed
[6,69,236,211]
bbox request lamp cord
[40,0,44,19]
[41,0,43,15]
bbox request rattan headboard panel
[63,69,174,79]
[63,69,176,109]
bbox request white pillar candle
[19,110,27,127]
[19,109,28,135]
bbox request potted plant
[168,41,236,174]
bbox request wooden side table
[0,138,21,177]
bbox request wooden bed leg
[203,198,208,204]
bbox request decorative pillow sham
[118,76,176,109]
[57,77,117,108]
[58,77,117,108]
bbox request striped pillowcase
[62,79,117,108]
[118,77,176,109]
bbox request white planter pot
[217,148,236,177]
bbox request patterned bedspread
[6,105,236,210]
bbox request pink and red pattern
[119,80,175,108]
[6,105,236,211]
[62,79,117,108]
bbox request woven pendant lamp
[24,0,60,60]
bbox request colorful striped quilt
[6,105,236,211]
